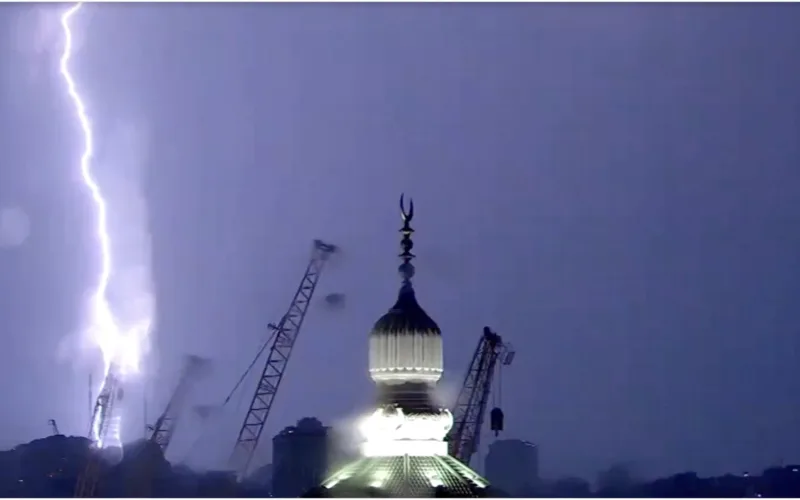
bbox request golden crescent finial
[400,194,414,222]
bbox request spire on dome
[398,194,415,292]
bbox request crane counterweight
[447,326,515,466]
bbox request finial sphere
[398,262,416,281]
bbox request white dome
[369,287,443,384]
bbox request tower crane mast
[148,355,212,453]
[128,355,213,498]
[75,367,123,498]
[228,239,337,479]
[448,326,515,466]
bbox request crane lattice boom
[123,355,214,498]
[149,355,212,453]
[228,239,337,478]
[448,326,514,465]
[75,367,123,498]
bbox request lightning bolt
[59,4,113,305]
[59,2,125,448]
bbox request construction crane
[448,326,515,466]
[48,419,60,436]
[126,354,213,498]
[75,367,124,498]
[228,239,337,479]
[147,354,212,453]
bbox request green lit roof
[308,455,490,497]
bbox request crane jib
[228,240,337,479]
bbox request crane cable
[223,327,278,406]
[491,351,503,408]
[180,328,279,463]
[497,357,503,408]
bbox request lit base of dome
[370,367,443,384]
[362,439,448,457]
[358,406,453,444]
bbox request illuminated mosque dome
[368,195,443,387]
[369,284,443,385]
[306,196,491,498]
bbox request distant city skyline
[1,3,799,481]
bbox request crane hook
[400,193,414,222]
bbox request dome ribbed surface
[369,285,443,385]
[306,455,491,497]
[372,287,440,336]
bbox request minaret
[310,196,490,497]
[362,194,452,457]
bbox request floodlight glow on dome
[358,405,453,457]
[426,472,444,488]
[361,439,449,457]
[358,407,453,442]
[370,470,389,488]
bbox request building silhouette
[485,439,539,496]
[272,418,332,497]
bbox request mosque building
[305,196,492,497]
